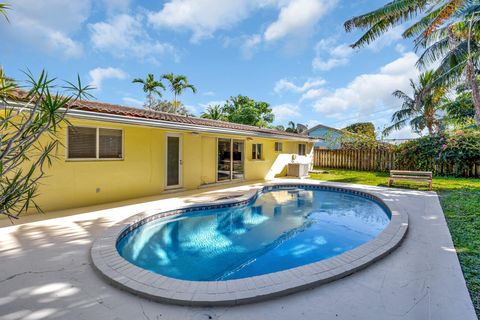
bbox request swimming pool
[92,182,408,305]
[117,186,390,281]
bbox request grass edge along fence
[313,148,480,178]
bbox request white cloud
[89,67,128,90]
[312,52,419,121]
[274,78,326,94]
[47,31,84,58]
[148,0,260,43]
[203,91,215,96]
[264,0,338,42]
[4,0,90,58]
[271,103,301,120]
[241,34,262,59]
[313,27,405,72]
[300,88,326,101]
[148,0,337,51]
[89,14,176,61]
[312,38,353,71]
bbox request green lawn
[310,169,480,316]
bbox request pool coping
[90,180,408,306]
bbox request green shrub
[396,129,480,176]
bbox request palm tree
[201,104,225,120]
[0,3,10,22]
[162,73,196,113]
[285,121,298,133]
[344,1,464,49]
[383,71,443,136]
[132,74,165,109]
[344,1,480,125]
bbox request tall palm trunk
[426,119,434,135]
[426,106,435,135]
[467,12,480,125]
[146,92,154,109]
[466,59,480,124]
[173,92,177,114]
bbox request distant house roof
[7,90,315,141]
[306,123,345,135]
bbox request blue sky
[1,0,422,139]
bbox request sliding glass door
[217,139,231,181]
[217,139,244,181]
[232,140,244,179]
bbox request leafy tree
[271,124,285,131]
[132,73,165,109]
[149,99,193,116]
[1,69,92,220]
[222,95,274,127]
[162,73,196,114]
[343,122,376,139]
[384,71,444,136]
[441,85,477,127]
[201,104,225,120]
[344,0,480,125]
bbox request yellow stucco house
[7,96,316,212]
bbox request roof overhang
[4,101,318,142]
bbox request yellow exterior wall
[14,116,313,213]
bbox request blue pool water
[117,187,390,281]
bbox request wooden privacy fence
[313,148,396,172]
[313,148,480,177]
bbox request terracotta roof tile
[8,89,313,140]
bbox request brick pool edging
[90,180,409,306]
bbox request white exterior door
[165,134,182,188]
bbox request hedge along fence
[313,148,480,177]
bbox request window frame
[274,142,283,152]
[66,125,124,161]
[252,143,263,160]
[298,143,306,156]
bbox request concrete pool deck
[0,179,476,320]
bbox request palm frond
[403,4,447,38]
[416,37,451,69]
[424,0,468,36]
[350,18,397,48]
[383,118,409,135]
[345,0,428,32]
[0,3,11,22]
[392,89,414,102]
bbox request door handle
[179,160,183,165]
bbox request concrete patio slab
[0,180,476,320]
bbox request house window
[298,143,306,156]
[252,143,263,160]
[99,128,123,159]
[274,142,283,152]
[68,126,123,160]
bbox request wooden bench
[388,170,433,190]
